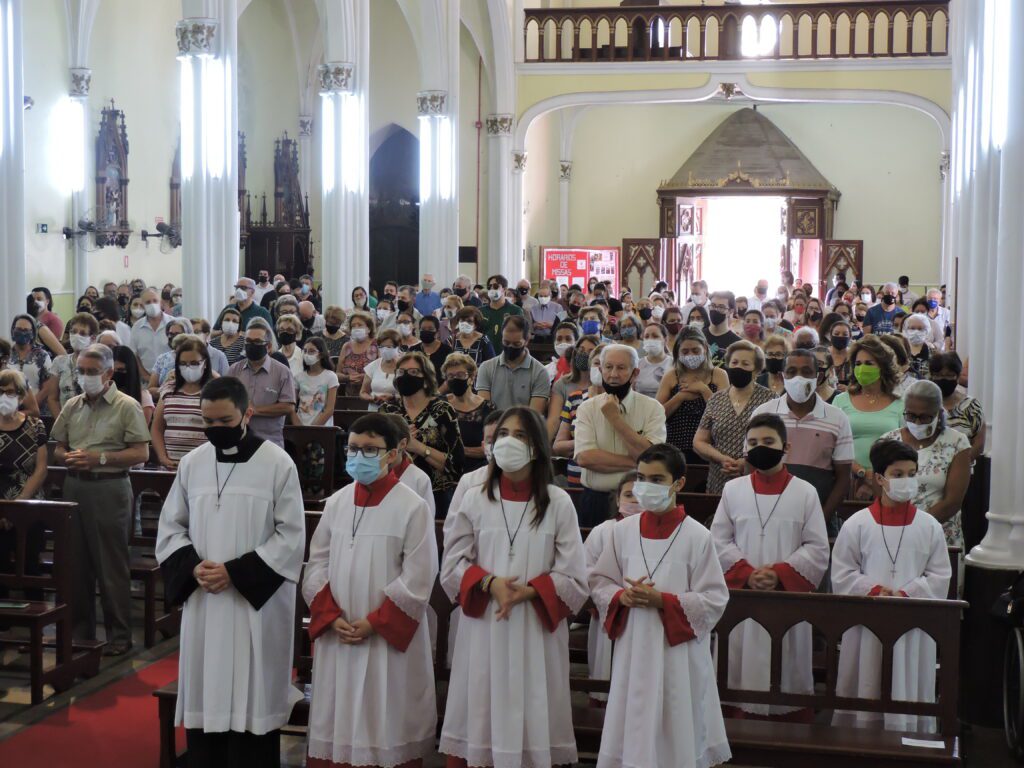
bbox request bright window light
[202,56,225,178]
[419,115,433,204]
[701,197,787,296]
[50,97,86,193]
[321,92,335,193]
[180,56,194,180]
[437,116,453,201]
[341,92,364,195]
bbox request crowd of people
[0,267,983,767]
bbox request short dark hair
[382,413,411,442]
[870,438,918,476]
[898,275,910,285]
[350,413,399,450]
[483,408,505,429]
[202,376,249,412]
[929,351,964,377]
[486,274,509,289]
[501,314,528,335]
[747,413,787,443]
[637,442,687,480]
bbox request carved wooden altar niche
[244,132,312,279]
[94,101,132,248]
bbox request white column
[297,114,312,195]
[177,3,240,322]
[558,160,571,245]
[0,0,26,325]
[486,114,513,278]
[958,0,1024,569]
[318,0,369,307]
[509,149,526,281]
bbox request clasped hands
[619,577,664,609]
[488,576,538,621]
[746,567,779,591]
[193,560,231,593]
[330,615,376,644]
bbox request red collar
[393,455,411,479]
[868,499,917,526]
[354,470,400,506]
[640,506,686,539]
[751,468,793,495]
[555,357,572,377]
[499,474,533,501]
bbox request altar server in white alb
[383,413,436,518]
[590,443,731,768]
[832,438,951,733]
[440,406,588,768]
[711,413,830,722]
[584,471,641,701]
[303,413,438,768]
[156,377,305,767]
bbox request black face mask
[567,305,580,317]
[746,445,785,472]
[727,367,753,388]
[639,308,653,321]
[504,345,524,361]
[603,379,632,401]
[453,287,467,297]
[396,299,410,313]
[881,295,896,306]
[112,371,129,391]
[245,342,267,361]
[447,378,469,397]
[935,378,958,398]
[300,316,315,329]
[831,336,850,350]
[809,312,823,322]
[118,295,130,305]
[517,287,529,296]
[325,324,341,335]
[709,309,728,326]
[394,374,425,397]
[765,358,785,374]
[277,331,297,346]
[258,275,269,284]
[573,351,590,371]
[420,330,436,344]
[205,422,245,450]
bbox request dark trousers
[434,488,454,520]
[579,488,612,529]
[185,728,281,768]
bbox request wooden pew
[283,425,342,507]
[334,396,368,412]
[333,409,367,433]
[128,470,181,647]
[0,500,103,703]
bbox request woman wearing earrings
[440,406,588,768]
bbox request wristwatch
[99,452,107,467]
[855,467,866,479]
[424,447,432,459]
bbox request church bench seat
[282,425,342,505]
[334,396,368,412]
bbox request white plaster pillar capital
[512,150,527,173]
[417,90,449,116]
[69,67,92,97]
[175,17,218,58]
[559,160,572,182]
[318,62,354,94]
[485,114,514,137]
[298,115,313,138]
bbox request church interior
[0,0,1022,766]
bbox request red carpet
[0,655,180,768]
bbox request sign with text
[540,247,620,294]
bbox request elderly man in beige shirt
[51,343,151,655]
[574,343,667,528]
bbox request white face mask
[457,321,475,335]
[554,342,573,357]
[590,366,603,387]
[905,416,938,441]
[145,302,162,318]
[688,320,705,330]
[376,308,391,320]
[380,346,399,362]
[221,320,239,335]
[398,323,414,337]
[763,316,778,330]
[491,436,532,473]
[861,292,872,302]
[234,288,249,302]
[642,339,664,356]
[131,306,145,319]
[885,476,919,503]
[180,363,206,383]
[78,373,105,397]
[35,300,47,311]
[905,329,928,347]
[350,327,368,342]
[70,334,92,353]
[303,352,320,367]
[487,289,502,302]
[680,352,706,369]
[784,375,817,404]
[632,480,676,512]
[0,394,19,416]
[538,295,550,306]
[651,306,665,320]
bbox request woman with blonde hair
[336,310,378,397]
[759,334,790,396]
[442,352,495,472]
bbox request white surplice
[302,480,438,767]
[397,458,436,517]
[584,518,617,699]
[711,473,829,715]
[155,441,305,734]
[831,505,951,733]
[590,514,732,768]
[439,481,588,768]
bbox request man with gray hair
[51,343,151,655]
[226,319,295,447]
[863,281,901,335]
[574,343,667,527]
[452,275,481,307]
[793,326,820,350]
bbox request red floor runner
[0,654,180,768]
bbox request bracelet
[480,574,495,594]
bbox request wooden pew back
[283,425,342,503]
[0,500,76,599]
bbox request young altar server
[303,413,438,768]
[711,413,830,721]
[590,443,732,768]
[832,438,951,733]
[384,413,436,518]
[584,471,641,702]
[440,406,589,768]
[156,377,305,767]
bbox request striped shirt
[161,390,207,461]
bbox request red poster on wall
[540,247,620,294]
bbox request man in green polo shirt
[479,274,524,353]
[213,277,273,334]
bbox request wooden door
[621,239,660,298]
[820,240,863,300]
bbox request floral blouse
[946,395,984,446]
[338,341,379,397]
[0,416,47,499]
[697,384,777,494]
[381,396,465,492]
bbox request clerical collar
[640,505,686,539]
[499,474,533,501]
[869,499,917,526]
[214,431,264,463]
[393,455,411,479]
[751,467,793,495]
[354,470,399,506]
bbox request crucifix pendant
[760,530,766,539]
[509,547,515,558]
[891,566,897,581]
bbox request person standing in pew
[155,376,305,767]
[440,407,588,768]
[382,414,436,518]
[832,438,951,733]
[303,414,438,768]
[710,414,830,723]
[50,344,150,656]
[589,443,731,768]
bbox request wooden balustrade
[524,1,948,63]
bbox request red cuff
[772,562,816,593]
[724,559,756,589]
[659,592,697,646]
[604,590,630,640]
[366,597,420,652]
[898,590,908,597]
[868,585,885,596]
[528,574,572,633]
[308,587,343,641]
[458,564,491,618]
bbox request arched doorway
[369,126,419,294]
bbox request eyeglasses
[346,446,386,458]
[396,369,424,378]
[75,368,103,377]
[903,411,936,425]
[180,362,204,369]
[446,373,469,381]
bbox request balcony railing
[523,1,949,64]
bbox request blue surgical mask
[346,451,387,486]
[581,319,600,335]
[926,299,939,310]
